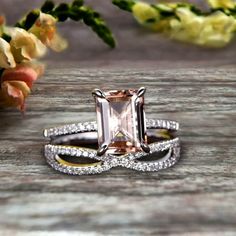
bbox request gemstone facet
[95,89,147,155]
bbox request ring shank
[51,130,176,147]
[44,119,180,175]
[44,119,179,138]
[44,137,180,175]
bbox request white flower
[8,27,47,62]
[29,12,68,52]
[0,38,16,68]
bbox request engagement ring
[44,88,180,175]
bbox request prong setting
[137,87,146,98]
[97,143,109,156]
[92,89,106,99]
[141,142,151,153]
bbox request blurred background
[1,0,236,66]
[0,2,235,235]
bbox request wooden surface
[1,1,236,235]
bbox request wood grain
[0,63,236,235]
[1,0,236,235]
[1,0,236,64]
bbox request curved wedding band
[43,88,181,175]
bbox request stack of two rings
[44,87,181,175]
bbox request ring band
[43,88,181,175]
[44,119,179,138]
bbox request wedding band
[44,88,180,175]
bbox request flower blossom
[0,80,30,111]
[0,62,44,111]
[8,27,47,63]
[29,12,68,52]
[132,2,160,26]
[169,8,236,47]
[207,0,236,9]
[0,38,16,68]
[131,2,236,48]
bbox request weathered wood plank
[1,0,236,234]
[0,63,236,235]
[0,191,236,235]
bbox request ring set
[44,88,181,175]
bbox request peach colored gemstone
[95,89,147,154]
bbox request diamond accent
[44,138,180,175]
[44,120,179,138]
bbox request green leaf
[54,3,70,12]
[145,18,156,23]
[72,0,84,8]
[0,68,5,79]
[41,0,55,13]
[79,6,115,48]
[1,33,11,43]
[54,3,70,21]
[112,0,135,12]
[24,10,40,30]
[55,12,69,22]
[69,8,83,21]
[14,10,40,30]
[14,0,116,48]
[93,23,116,48]
[15,22,23,28]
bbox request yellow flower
[168,8,236,47]
[0,38,16,68]
[199,11,236,47]
[29,12,68,52]
[132,2,160,26]
[8,27,47,63]
[207,0,236,9]
[169,8,204,43]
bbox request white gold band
[44,119,180,175]
[45,138,180,175]
[44,119,179,138]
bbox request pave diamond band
[44,119,179,138]
[44,119,180,175]
[44,138,180,175]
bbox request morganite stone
[95,89,147,155]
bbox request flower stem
[112,0,136,12]
[15,0,116,48]
[45,0,116,48]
